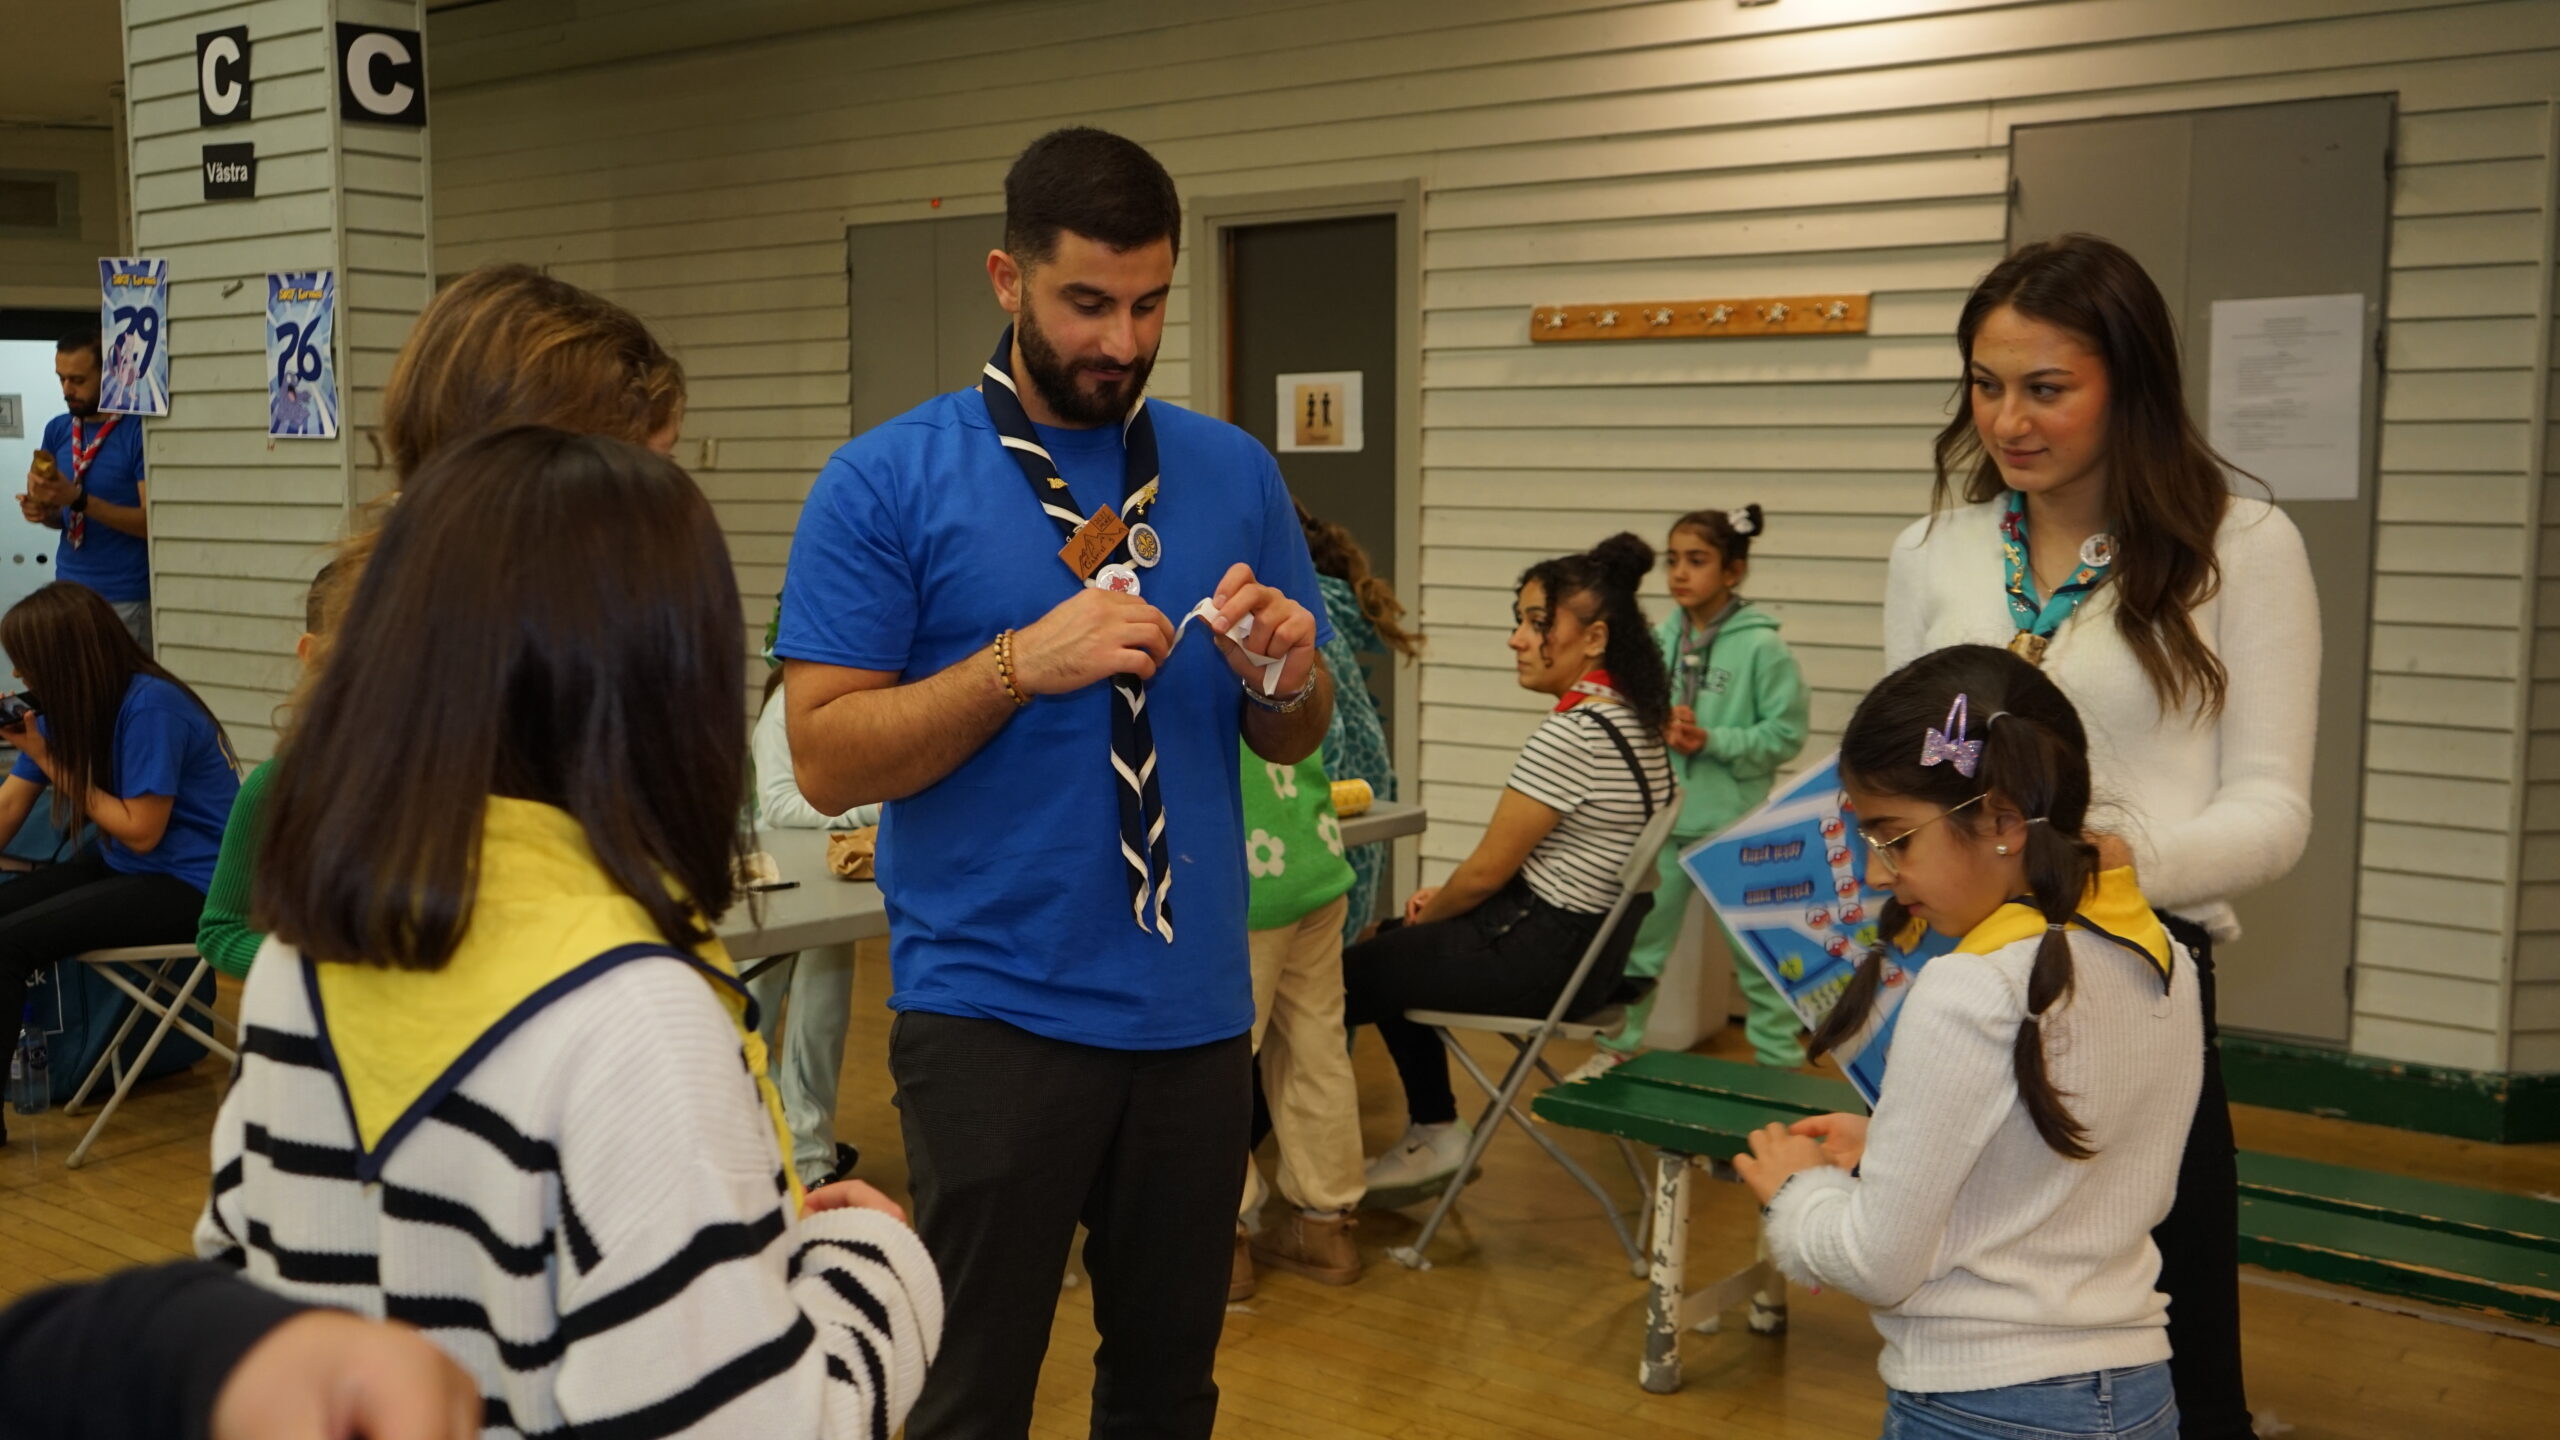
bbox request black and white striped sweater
[195,942,941,1439]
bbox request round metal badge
[1092,563,1142,596]
[1128,522,1163,568]
[2078,532,2117,569]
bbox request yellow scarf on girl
[306,796,804,1207]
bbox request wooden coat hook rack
[1528,294,1870,342]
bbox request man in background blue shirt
[21,328,152,651]
[779,129,1333,1439]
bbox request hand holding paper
[1178,563,1315,695]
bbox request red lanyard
[61,414,118,483]
[1554,669,1627,712]
[60,414,117,550]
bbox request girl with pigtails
[1735,644,2199,1440]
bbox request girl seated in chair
[0,582,240,1145]
[1349,534,1674,1206]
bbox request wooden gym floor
[5,943,2556,1439]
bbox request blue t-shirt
[9,674,240,892]
[40,413,150,603]
[777,390,1333,1049]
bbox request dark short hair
[255,427,749,970]
[56,327,101,364]
[1004,127,1182,267]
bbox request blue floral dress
[1318,575,1397,943]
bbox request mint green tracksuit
[1600,601,1810,1065]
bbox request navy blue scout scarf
[979,326,1177,943]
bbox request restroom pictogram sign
[1276,371,1364,453]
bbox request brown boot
[1229,1224,1257,1302]
[1250,1209,1362,1286]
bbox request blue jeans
[1885,1363,2178,1440]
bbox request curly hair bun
[1587,532,1655,591]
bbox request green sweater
[197,756,274,979]
[1241,742,1356,931]
[1656,602,1811,839]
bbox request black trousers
[889,1010,1251,1440]
[2155,911,2250,1437]
[1341,880,1649,1125]
[0,848,206,1059]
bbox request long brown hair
[1295,502,1421,660]
[382,264,684,482]
[1931,234,2234,717]
[299,267,692,734]
[0,584,231,836]
[256,428,748,970]
[1810,645,2100,1158]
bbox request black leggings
[1342,880,1649,1125]
[2155,911,2250,1438]
[0,848,208,1045]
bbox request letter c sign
[336,23,426,127]
[197,27,251,127]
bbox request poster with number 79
[266,271,338,439]
[98,258,170,417]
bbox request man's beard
[1018,306,1152,426]
[64,392,98,418]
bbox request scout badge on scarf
[980,327,1180,942]
[2000,490,2114,664]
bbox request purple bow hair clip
[1920,694,1982,778]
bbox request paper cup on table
[1330,778,1374,817]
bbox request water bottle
[8,1027,42,1117]
[8,1015,45,1116]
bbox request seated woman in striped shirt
[197,428,940,1439]
[1349,533,1676,1206]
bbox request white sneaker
[1362,1119,1472,1205]
[1557,1050,1631,1086]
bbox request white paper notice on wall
[1275,371,1363,453]
[2207,293,2366,501]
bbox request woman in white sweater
[202,429,940,1438]
[1882,236,2315,1437]
[1740,644,2201,1440]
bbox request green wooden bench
[1533,1052,1855,1393]
[1533,1051,2560,1394]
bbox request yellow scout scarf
[1952,864,2175,985]
[306,796,804,1207]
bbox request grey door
[2010,95,2393,1044]
[848,214,1008,435]
[1226,215,1401,753]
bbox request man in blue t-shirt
[20,328,152,651]
[778,129,1333,1438]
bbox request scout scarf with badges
[1953,864,2176,989]
[980,326,1179,943]
[1999,489,2114,665]
[58,414,118,551]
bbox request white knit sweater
[1883,496,2319,939]
[1764,931,2204,1393]
[197,944,942,1439]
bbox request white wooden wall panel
[424,0,2560,1067]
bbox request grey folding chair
[62,943,235,1168]
[1390,801,1686,1275]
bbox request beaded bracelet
[992,629,1031,708]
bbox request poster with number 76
[266,271,339,439]
[98,258,170,417]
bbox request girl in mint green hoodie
[1583,504,1810,1071]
